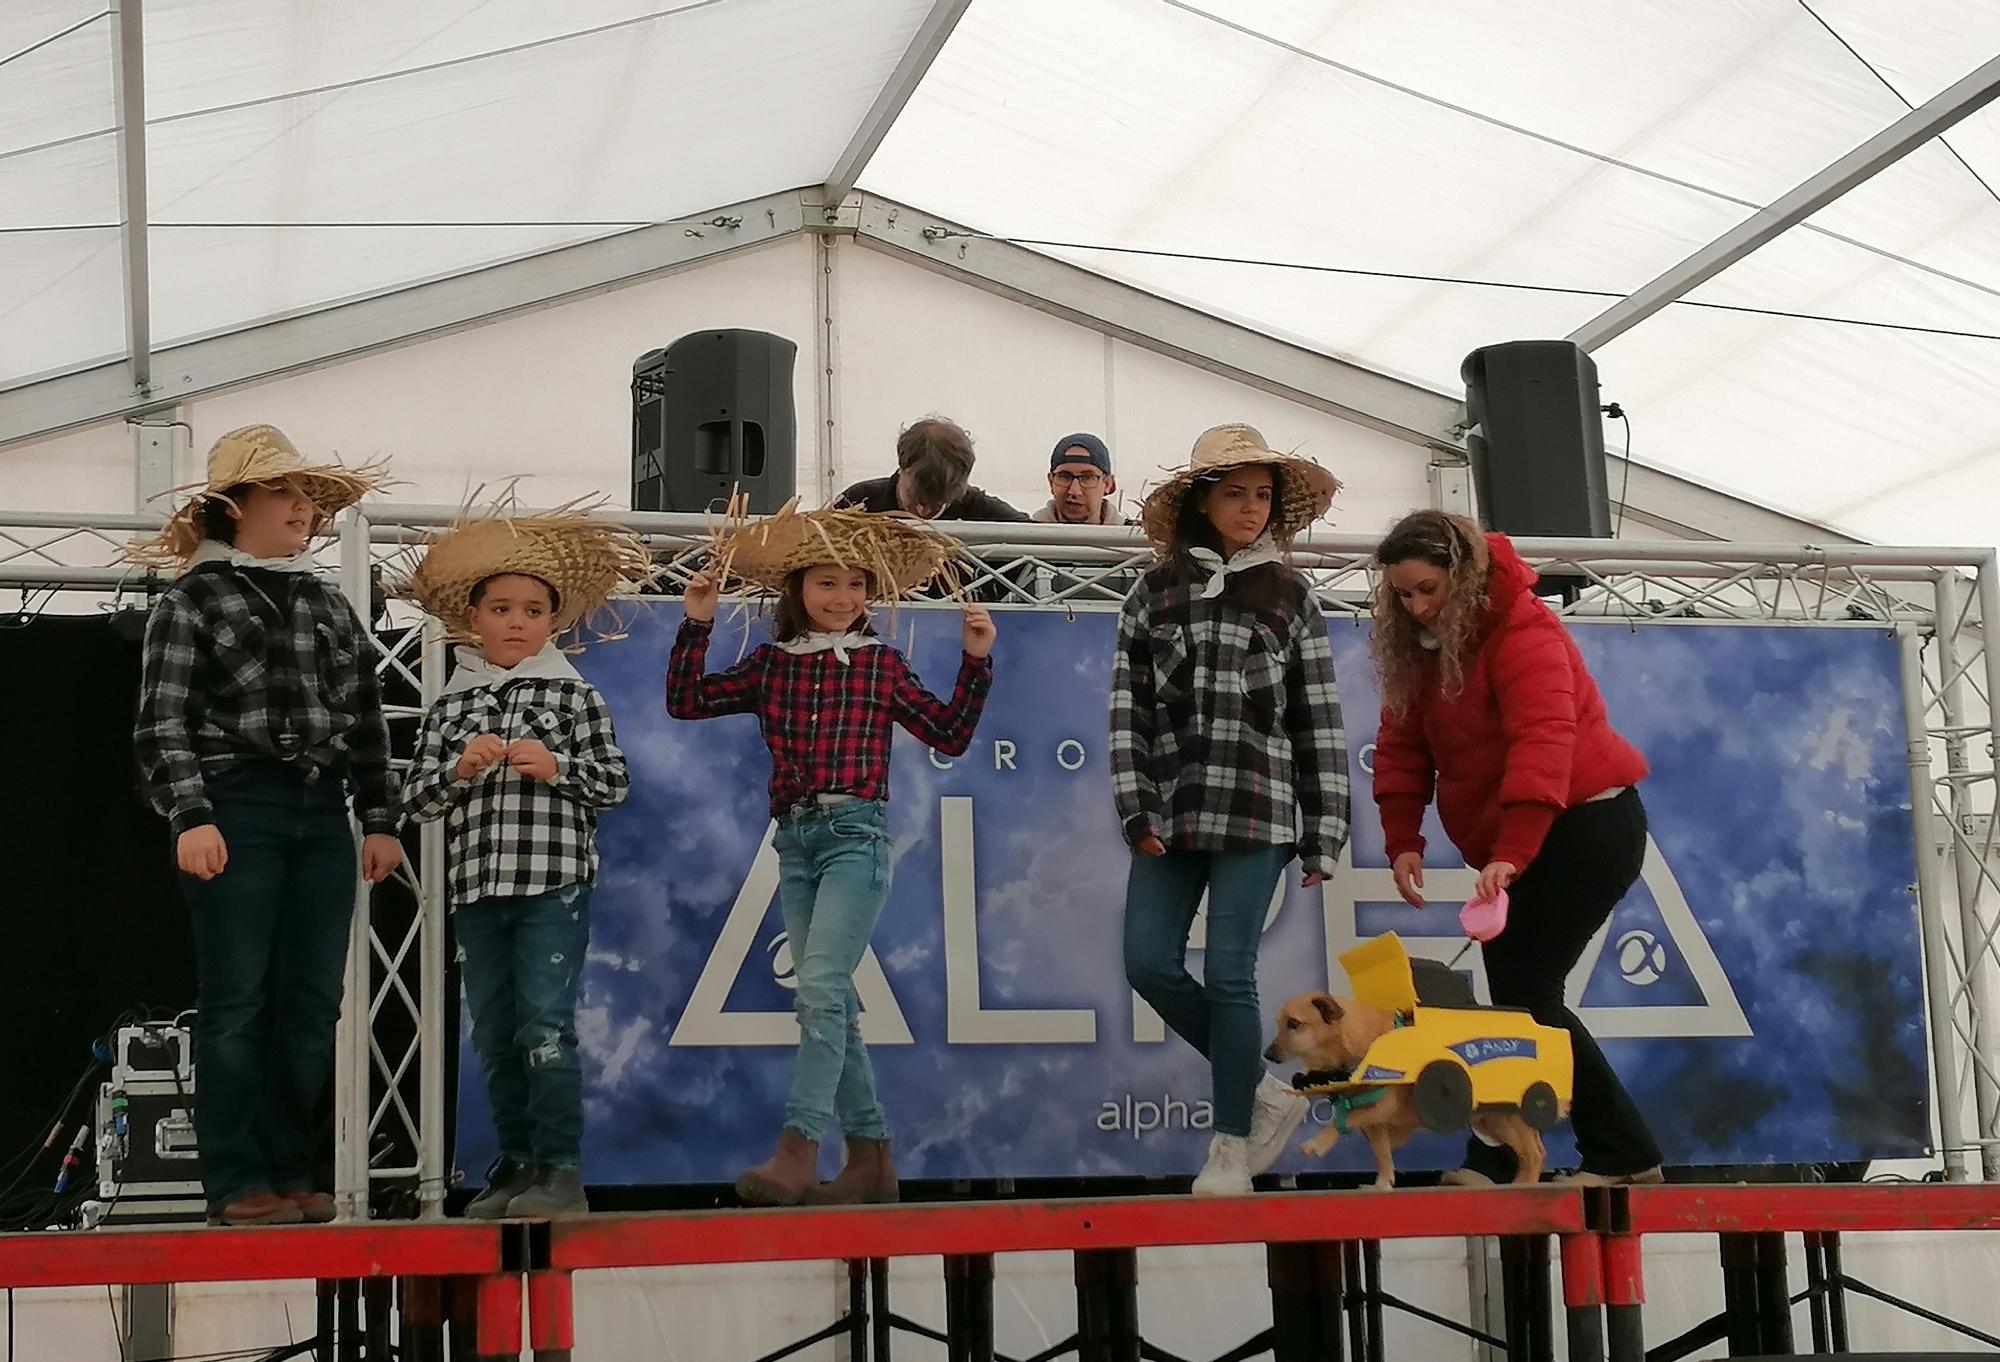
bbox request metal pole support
[943,1253,996,1362]
[475,1272,523,1362]
[1602,1233,1645,1362]
[1559,1233,1605,1362]
[1265,1241,1345,1362]
[527,1270,575,1362]
[1074,1247,1140,1362]
[401,1277,446,1362]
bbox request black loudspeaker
[632,329,798,514]
[1461,340,1610,538]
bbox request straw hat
[130,424,391,567]
[400,496,658,639]
[705,496,960,600]
[1138,424,1340,547]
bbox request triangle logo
[667,822,914,1048]
[1322,835,1751,1038]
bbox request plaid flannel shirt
[665,617,992,816]
[1110,566,1351,877]
[135,561,396,837]
[403,677,630,907]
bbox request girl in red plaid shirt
[666,504,996,1206]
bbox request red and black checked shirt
[665,617,993,816]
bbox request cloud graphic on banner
[452,604,1928,1186]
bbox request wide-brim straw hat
[399,495,658,638]
[1138,423,1341,547]
[706,495,961,600]
[130,424,391,567]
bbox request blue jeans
[458,884,591,1170]
[774,799,894,1143]
[180,766,358,1212]
[1123,845,1291,1137]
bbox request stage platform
[2,1183,1997,1362]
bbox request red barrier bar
[527,1271,575,1352]
[548,1188,1584,1270]
[1624,1184,2000,1235]
[1560,1233,1603,1309]
[476,1272,524,1358]
[0,1222,506,1289]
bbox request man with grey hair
[837,417,1029,522]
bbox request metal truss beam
[108,0,152,394]
[1570,52,2000,352]
[0,190,814,448]
[850,194,1467,450]
[823,0,973,201]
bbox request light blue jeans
[1123,844,1292,1137]
[774,798,894,1143]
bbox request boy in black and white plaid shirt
[401,506,651,1218]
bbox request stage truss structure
[0,505,1992,1212]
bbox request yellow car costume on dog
[1293,933,1573,1134]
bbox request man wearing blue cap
[1034,433,1129,526]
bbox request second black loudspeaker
[1461,340,1610,538]
[631,329,797,514]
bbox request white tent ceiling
[5,0,2000,545]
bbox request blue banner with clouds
[455,602,1929,1181]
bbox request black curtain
[0,612,192,1212]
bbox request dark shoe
[508,1168,588,1218]
[736,1129,820,1207]
[1555,1166,1665,1187]
[805,1137,899,1205]
[463,1157,538,1220]
[281,1190,338,1224]
[208,1191,306,1227]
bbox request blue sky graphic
[457,604,1927,1183]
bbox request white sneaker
[1192,1134,1254,1197]
[1246,1074,1309,1176]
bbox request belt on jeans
[783,792,860,818]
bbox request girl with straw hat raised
[1113,424,1352,1196]
[131,424,401,1226]
[399,498,654,1218]
[667,499,998,1206]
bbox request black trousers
[1465,787,1665,1179]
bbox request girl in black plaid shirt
[1113,425,1350,1197]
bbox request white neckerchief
[186,538,325,576]
[776,631,880,666]
[441,642,583,696]
[1186,536,1282,599]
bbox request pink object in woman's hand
[1460,889,1509,942]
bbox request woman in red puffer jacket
[1370,509,1662,1187]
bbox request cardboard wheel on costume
[1290,933,1574,1135]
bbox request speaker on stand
[631,329,798,515]
[1461,339,1612,600]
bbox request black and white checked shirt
[135,560,397,837]
[403,661,630,907]
[1110,564,1352,877]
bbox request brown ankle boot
[735,1129,820,1206]
[806,1137,899,1205]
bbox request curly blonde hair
[1370,510,1492,715]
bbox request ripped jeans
[458,882,591,1169]
[774,798,893,1144]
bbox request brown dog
[1264,991,1552,1189]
